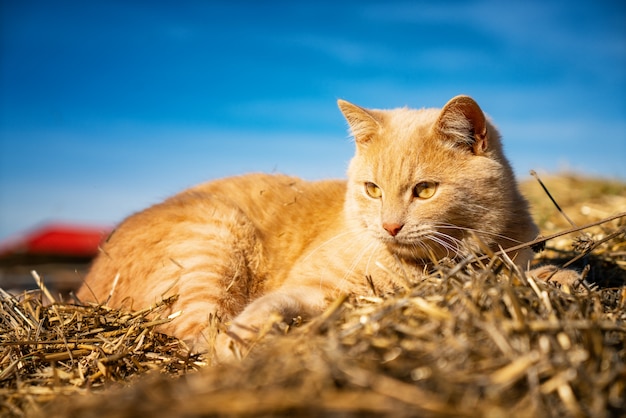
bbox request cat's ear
[435,95,488,155]
[337,99,382,144]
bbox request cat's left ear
[337,99,382,145]
[435,95,488,155]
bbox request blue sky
[1,0,625,240]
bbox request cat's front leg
[215,285,328,361]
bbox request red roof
[0,223,111,257]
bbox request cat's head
[339,95,536,263]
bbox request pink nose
[382,222,403,237]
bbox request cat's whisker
[312,232,378,294]
[338,240,380,291]
[300,229,363,264]
[433,223,526,246]
[424,232,464,259]
[364,241,384,278]
[424,236,456,259]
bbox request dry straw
[1,174,625,417]
[0,284,205,416]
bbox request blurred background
[1,0,625,244]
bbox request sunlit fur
[78,96,541,360]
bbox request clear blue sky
[1,0,625,240]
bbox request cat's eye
[364,182,382,199]
[413,181,438,199]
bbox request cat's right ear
[337,99,382,144]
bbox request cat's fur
[78,95,545,360]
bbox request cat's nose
[382,222,404,237]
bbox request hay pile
[0,286,205,416]
[1,173,625,417]
[521,173,626,290]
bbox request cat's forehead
[377,107,446,153]
[351,106,460,183]
[385,107,441,132]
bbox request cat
[77,95,566,361]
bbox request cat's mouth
[379,233,461,261]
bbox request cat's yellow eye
[365,182,382,199]
[413,181,437,199]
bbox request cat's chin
[383,240,434,262]
[378,234,458,262]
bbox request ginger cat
[78,95,544,360]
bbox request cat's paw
[213,314,286,363]
[213,331,243,363]
[528,265,584,291]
